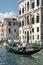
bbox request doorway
[27,31,29,42]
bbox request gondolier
[22,40,26,51]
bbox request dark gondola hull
[5,46,41,55]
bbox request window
[31,2,34,9]
[25,3,26,12]
[22,20,24,26]
[25,31,26,34]
[37,27,39,32]
[27,16,29,25]
[32,17,34,24]
[37,0,39,6]
[19,22,21,27]
[25,36,26,39]
[27,2,29,11]
[9,28,11,33]
[32,28,34,32]
[23,36,24,39]
[14,29,16,32]
[30,35,31,39]
[30,31,32,34]
[27,32,29,41]
[25,16,26,25]
[22,7,24,13]
[37,35,39,39]
[36,15,39,23]
[19,9,21,15]
[8,22,11,26]
[13,22,15,25]
[19,36,21,40]
[33,35,34,40]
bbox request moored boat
[5,45,41,55]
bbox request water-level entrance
[27,31,29,42]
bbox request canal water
[0,45,43,65]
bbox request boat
[5,45,41,55]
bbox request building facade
[0,22,4,41]
[1,17,19,41]
[18,0,43,43]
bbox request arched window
[22,19,24,26]
[22,7,24,13]
[19,9,21,15]
[36,14,39,23]
[27,16,29,25]
[27,2,29,11]
[37,0,39,6]
[31,16,34,24]
[19,20,21,27]
[31,2,34,9]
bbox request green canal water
[0,45,43,65]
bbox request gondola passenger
[17,44,22,51]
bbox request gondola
[5,45,41,55]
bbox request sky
[0,0,18,20]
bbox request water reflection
[14,54,37,65]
